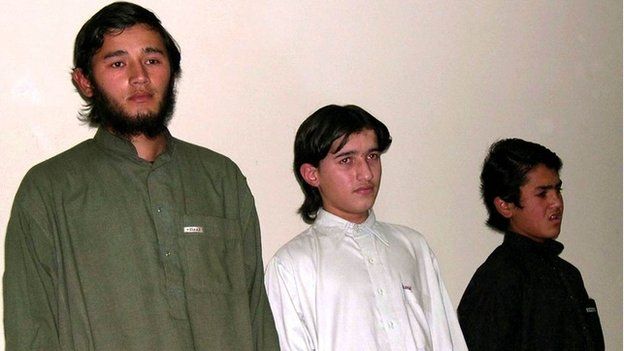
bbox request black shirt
[458,232,604,350]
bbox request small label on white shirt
[183,226,204,233]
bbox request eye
[339,157,351,165]
[536,191,547,198]
[146,58,160,65]
[111,61,125,68]
[367,152,380,160]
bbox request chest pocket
[177,215,244,294]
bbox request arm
[264,255,316,351]
[428,253,468,351]
[457,268,522,351]
[237,176,280,350]
[4,190,59,351]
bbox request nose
[550,191,564,210]
[129,60,149,85]
[356,158,373,181]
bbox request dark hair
[294,105,392,224]
[73,2,181,124]
[481,138,562,232]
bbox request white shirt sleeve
[265,254,317,351]
[429,251,468,351]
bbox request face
[503,164,564,242]
[73,24,174,137]
[302,129,382,223]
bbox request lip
[128,92,153,103]
[354,186,375,195]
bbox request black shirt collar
[503,231,564,256]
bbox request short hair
[294,105,392,224]
[481,138,562,232]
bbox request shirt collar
[504,231,564,256]
[93,127,175,166]
[313,209,390,246]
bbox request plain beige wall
[1,0,621,349]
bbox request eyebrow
[332,147,380,159]
[102,47,165,60]
[536,180,563,190]
[144,47,165,55]
[102,50,127,60]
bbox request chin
[547,230,561,240]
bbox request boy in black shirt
[458,138,604,350]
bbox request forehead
[329,129,378,153]
[98,24,165,52]
[523,164,560,187]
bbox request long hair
[294,105,392,224]
[73,2,181,125]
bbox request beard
[90,80,177,139]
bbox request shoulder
[467,242,524,290]
[28,139,96,176]
[172,138,244,176]
[375,220,431,250]
[459,242,525,313]
[17,139,96,192]
[271,226,318,263]
[10,140,97,222]
[171,138,253,199]
[555,254,583,279]
[269,223,348,273]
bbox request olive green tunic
[4,128,279,350]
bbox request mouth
[354,185,375,195]
[549,213,563,222]
[128,92,154,103]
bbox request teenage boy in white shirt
[265,104,467,351]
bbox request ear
[72,68,94,98]
[493,196,514,218]
[299,163,320,187]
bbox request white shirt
[265,209,467,351]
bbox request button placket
[355,230,401,349]
[147,167,187,319]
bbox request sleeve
[237,176,280,350]
[3,187,60,351]
[457,266,522,351]
[264,254,316,351]
[561,262,605,350]
[428,253,468,351]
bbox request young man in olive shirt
[457,138,604,350]
[3,2,278,350]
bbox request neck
[323,208,370,224]
[128,133,167,162]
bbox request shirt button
[368,257,375,264]
[377,288,385,295]
[164,251,172,257]
[156,207,162,213]
[388,321,395,329]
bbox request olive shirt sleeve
[4,173,60,351]
[236,172,280,350]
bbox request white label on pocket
[184,226,204,233]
